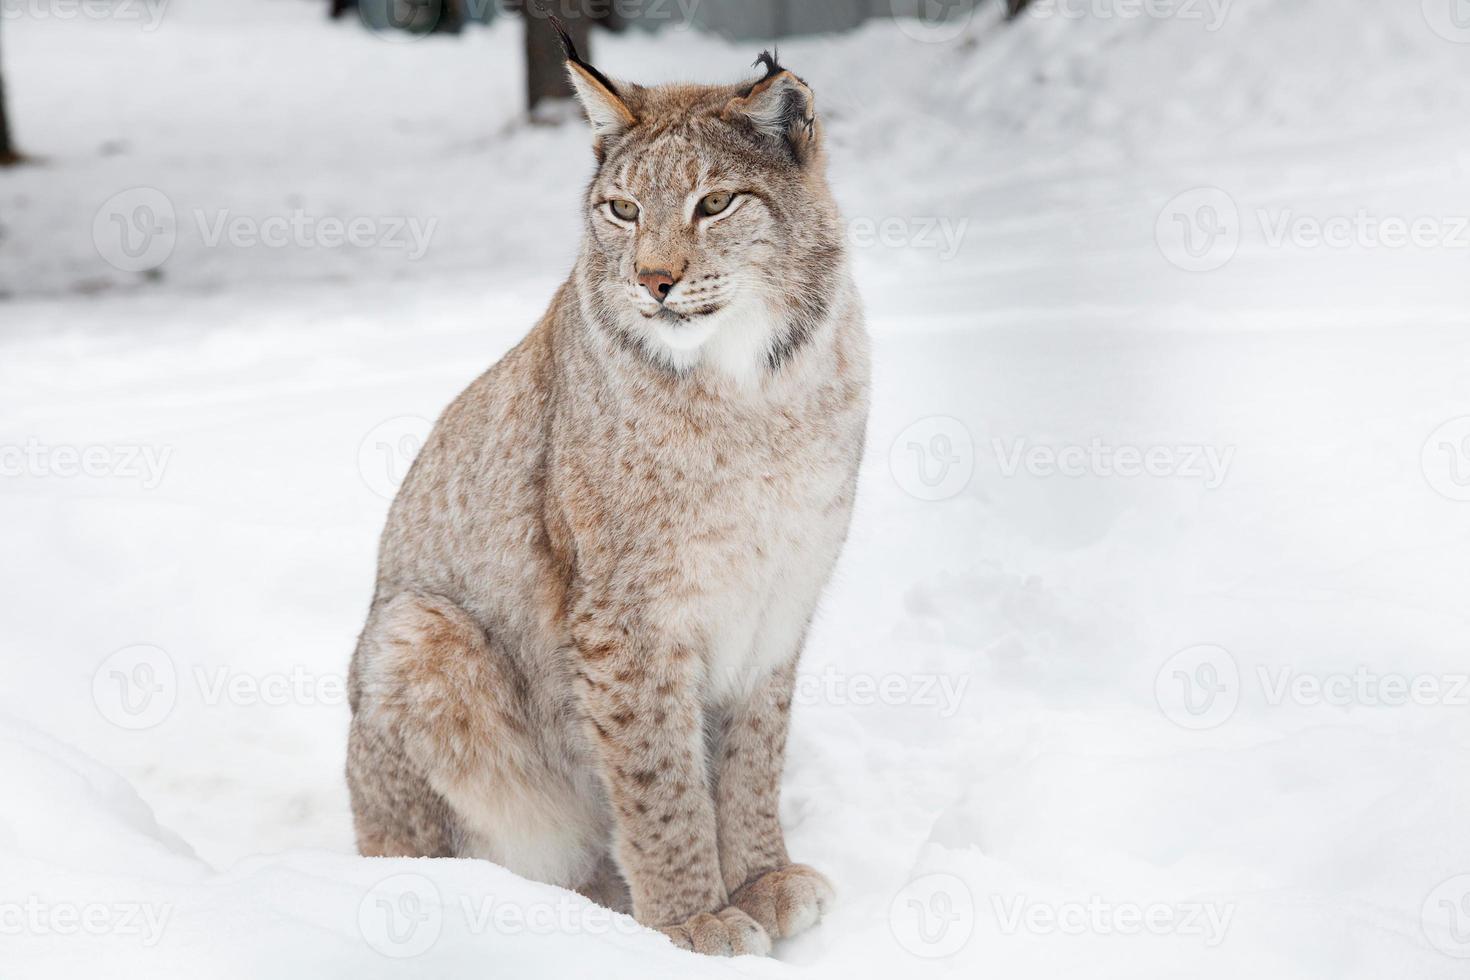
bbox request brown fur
[346,49,870,958]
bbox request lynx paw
[659,906,771,957]
[730,864,834,940]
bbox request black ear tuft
[741,48,791,98]
[727,51,819,164]
[549,13,579,60]
[753,48,784,81]
[546,10,623,98]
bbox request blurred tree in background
[332,0,463,34]
[511,1,618,115]
[327,0,1014,119]
[0,21,16,165]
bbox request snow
[3,0,1470,976]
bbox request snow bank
[0,713,747,978]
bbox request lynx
[346,31,870,958]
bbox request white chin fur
[643,298,780,386]
[651,316,719,352]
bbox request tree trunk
[0,22,16,165]
[521,2,593,114]
[430,0,464,35]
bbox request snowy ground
[3,0,1470,976]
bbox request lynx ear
[724,51,819,164]
[553,19,635,154]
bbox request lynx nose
[637,269,679,303]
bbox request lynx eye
[697,191,733,217]
[609,199,639,222]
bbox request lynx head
[558,28,847,382]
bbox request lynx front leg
[573,614,770,957]
[717,660,834,941]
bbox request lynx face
[566,51,847,380]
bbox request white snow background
[3,0,1470,976]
